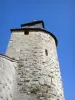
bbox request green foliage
[30,87,40,94]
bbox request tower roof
[21,20,45,28]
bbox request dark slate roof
[21,20,45,28]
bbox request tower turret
[5,20,64,100]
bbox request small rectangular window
[45,49,48,56]
[24,30,29,35]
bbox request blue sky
[0,0,75,99]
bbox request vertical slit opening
[45,49,48,56]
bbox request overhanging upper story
[10,20,58,46]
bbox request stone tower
[0,20,64,100]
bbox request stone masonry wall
[5,31,64,100]
[0,55,17,100]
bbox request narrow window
[24,30,29,35]
[45,49,48,56]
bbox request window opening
[24,30,29,35]
[45,49,48,56]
